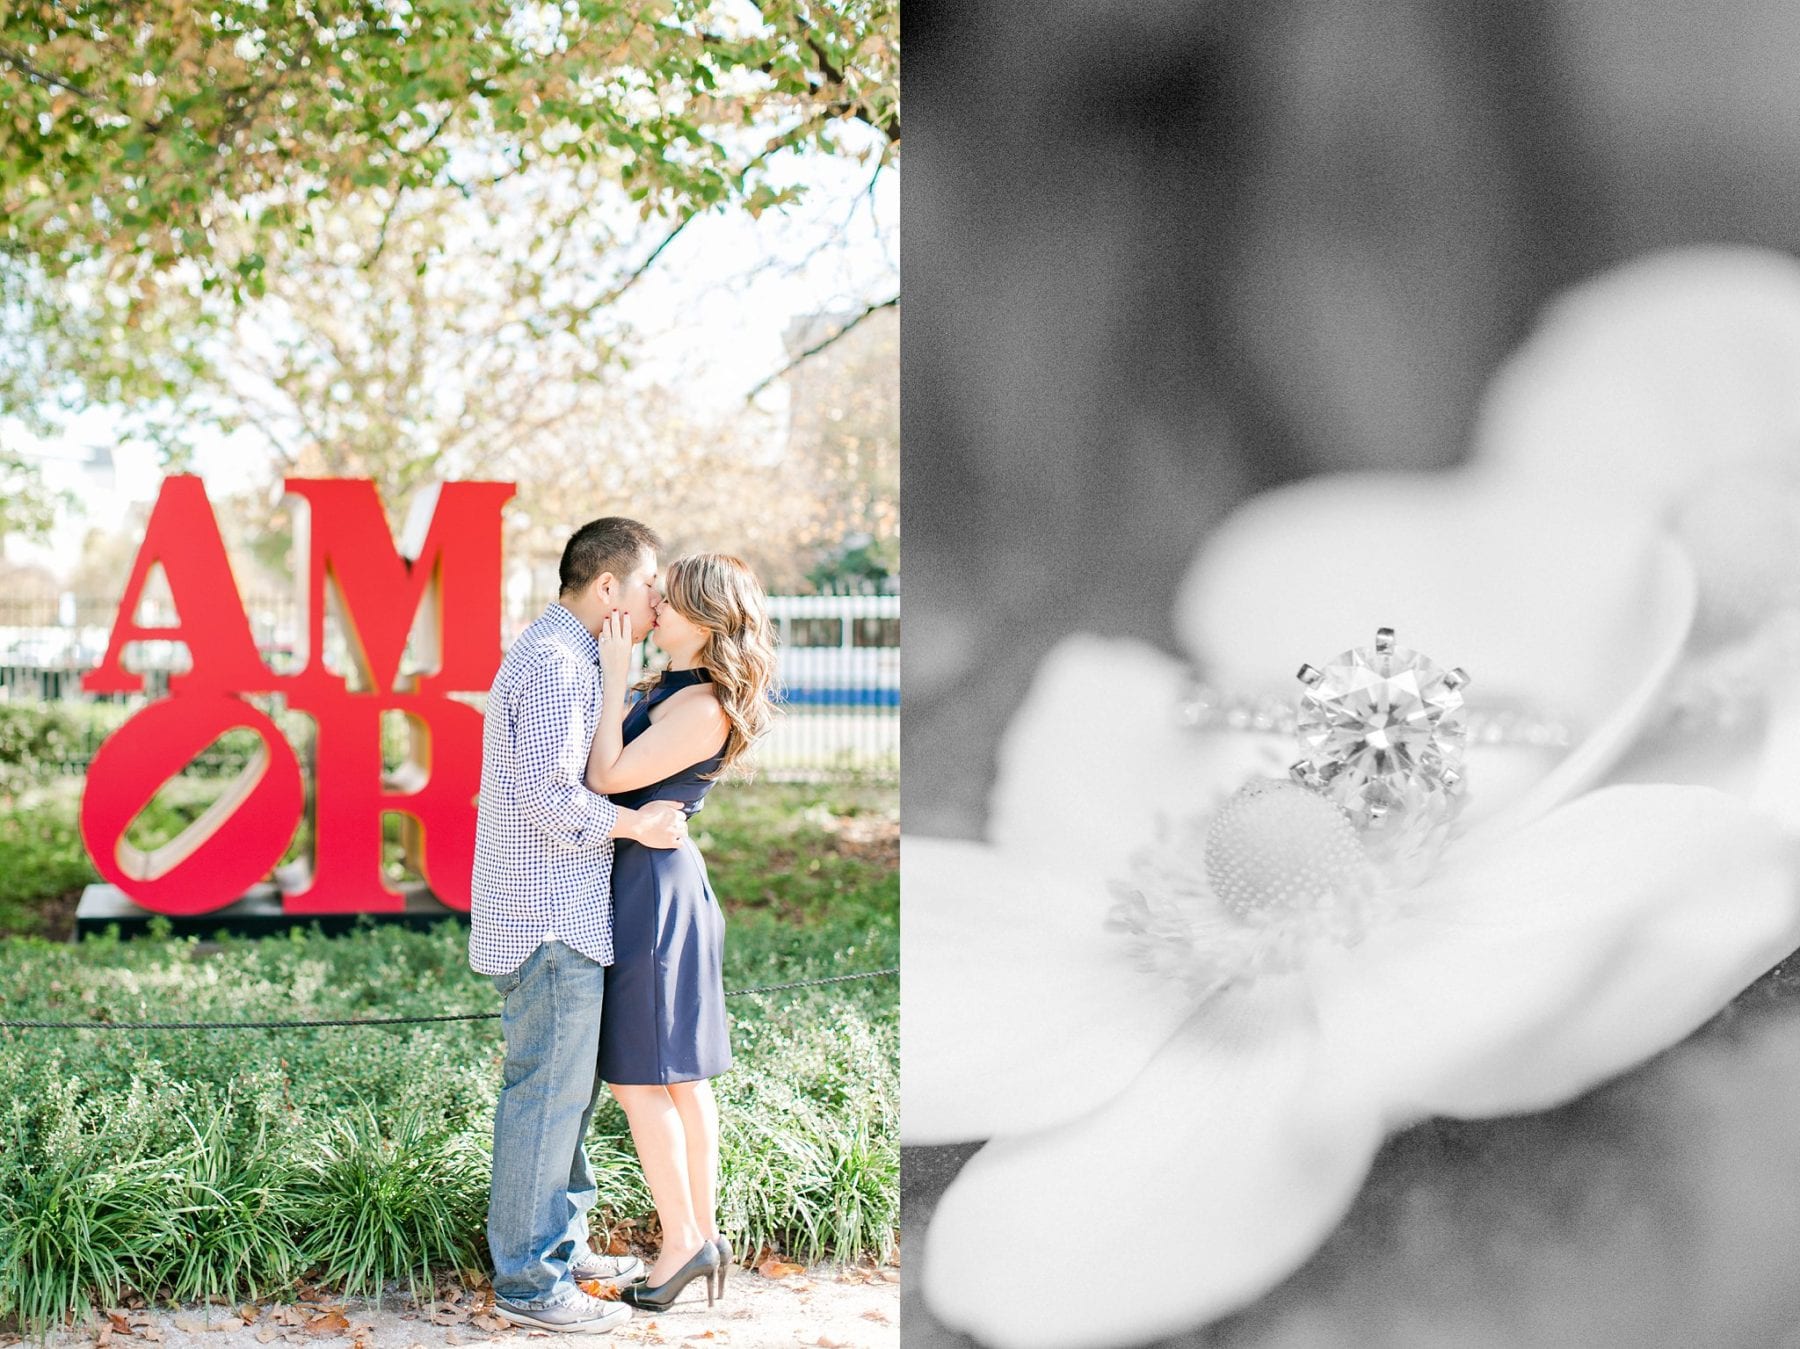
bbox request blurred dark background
[901,1,1800,1344]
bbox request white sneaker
[569,1248,646,1284]
[492,1290,631,1333]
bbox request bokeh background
[902,1,1800,1345]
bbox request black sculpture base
[74,883,470,941]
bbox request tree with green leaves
[0,1,899,541]
[0,0,897,294]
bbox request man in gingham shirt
[474,517,688,1333]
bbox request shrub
[0,782,897,1328]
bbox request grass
[0,780,897,1336]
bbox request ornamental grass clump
[0,1119,186,1335]
[156,1111,302,1305]
[287,1102,489,1301]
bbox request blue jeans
[487,939,609,1306]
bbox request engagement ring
[1179,627,1576,869]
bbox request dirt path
[10,1264,899,1349]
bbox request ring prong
[1445,667,1471,690]
[1374,627,1395,654]
[1443,768,1465,796]
[1289,761,1310,784]
[1297,663,1324,688]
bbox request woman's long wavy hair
[642,553,778,778]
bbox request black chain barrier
[0,966,898,1031]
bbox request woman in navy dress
[584,553,776,1308]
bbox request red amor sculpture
[80,474,517,917]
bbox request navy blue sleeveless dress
[597,667,732,1085]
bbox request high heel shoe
[709,1236,732,1300]
[621,1242,723,1310]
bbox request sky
[5,122,899,574]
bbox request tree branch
[0,44,104,104]
[745,293,896,400]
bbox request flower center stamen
[1106,779,1385,998]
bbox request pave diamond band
[1175,689,1574,749]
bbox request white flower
[1470,245,1800,831]
[904,475,1800,1349]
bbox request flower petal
[1174,472,1693,827]
[922,980,1382,1349]
[986,633,1285,874]
[1471,246,1800,509]
[1754,690,1800,836]
[1317,785,1799,1121]
[900,835,1197,1144]
[1463,534,1694,842]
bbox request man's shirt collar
[544,602,601,666]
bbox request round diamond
[1296,638,1467,832]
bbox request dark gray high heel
[621,1242,722,1310]
[710,1236,732,1299]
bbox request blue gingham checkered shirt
[468,603,621,976]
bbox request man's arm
[512,652,683,849]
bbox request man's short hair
[558,517,663,597]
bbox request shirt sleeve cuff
[576,785,621,845]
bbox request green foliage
[0,796,95,931]
[157,1109,302,1304]
[0,1068,198,1330]
[0,2,898,447]
[0,1,898,294]
[288,1103,489,1301]
[0,450,64,542]
[0,702,106,797]
[0,783,897,1329]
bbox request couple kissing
[467,516,776,1334]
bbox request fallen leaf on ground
[471,1313,509,1332]
[96,1324,112,1347]
[860,1310,890,1325]
[430,1308,468,1326]
[577,1281,622,1301]
[107,1314,133,1335]
[757,1260,805,1280]
[445,1331,465,1346]
[807,1337,855,1348]
[303,1311,351,1335]
[253,1329,280,1345]
[138,1330,163,1343]
[239,1306,259,1324]
[269,1308,309,1327]
[171,1317,223,1335]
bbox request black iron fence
[0,593,899,782]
